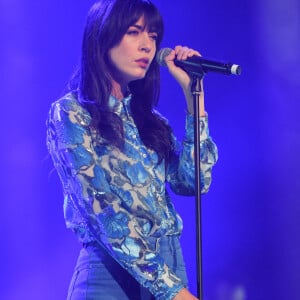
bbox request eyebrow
[130,24,157,33]
[130,24,144,30]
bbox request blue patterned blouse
[46,92,218,300]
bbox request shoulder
[49,92,92,126]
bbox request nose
[140,45,151,53]
[139,33,153,53]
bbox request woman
[47,0,218,299]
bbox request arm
[163,45,218,194]
[46,96,185,300]
[174,288,199,300]
[163,45,205,116]
[167,113,218,195]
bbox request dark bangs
[106,0,164,49]
[129,0,164,45]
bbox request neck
[111,79,128,100]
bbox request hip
[67,235,188,300]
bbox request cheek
[152,44,157,59]
[149,50,156,64]
[108,49,115,64]
[109,49,122,68]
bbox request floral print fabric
[46,92,218,299]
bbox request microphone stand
[191,73,205,300]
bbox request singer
[46,0,218,299]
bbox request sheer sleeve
[46,97,185,300]
[167,114,218,195]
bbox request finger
[174,46,190,60]
[174,46,202,60]
[164,49,176,64]
[187,50,201,57]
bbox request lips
[135,58,150,69]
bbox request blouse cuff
[185,113,209,142]
[150,278,185,300]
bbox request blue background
[1,0,299,299]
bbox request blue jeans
[67,235,188,299]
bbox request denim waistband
[78,234,188,286]
[83,234,180,250]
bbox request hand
[163,45,205,116]
[173,288,199,300]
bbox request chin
[129,73,147,81]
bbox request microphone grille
[156,48,172,67]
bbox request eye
[149,33,158,41]
[127,28,140,35]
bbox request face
[108,16,158,86]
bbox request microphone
[156,47,241,76]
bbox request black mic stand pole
[191,72,205,300]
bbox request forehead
[130,15,158,32]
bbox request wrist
[183,90,205,116]
[173,288,199,300]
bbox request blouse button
[132,134,137,139]
[143,153,147,158]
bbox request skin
[109,16,203,300]
[109,16,205,117]
[109,16,158,98]
[164,45,206,117]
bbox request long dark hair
[71,0,174,163]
